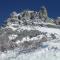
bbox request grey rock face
[0,7,57,52]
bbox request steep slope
[0,9,60,60]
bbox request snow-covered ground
[18,25,60,35]
[0,25,60,60]
[0,10,60,60]
[0,45,60,60]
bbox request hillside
[0,7,60,60]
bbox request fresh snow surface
[18,25,60,35]
[0,46,60,60]
[8,34,18,40]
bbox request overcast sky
[0,0,60,25]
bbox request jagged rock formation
[0,6,60,60]
[54,17,60,25]
[39,6,48,21]
[0,6,60,52]
[6,7,55,26]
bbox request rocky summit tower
[39,6,48,22]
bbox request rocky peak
[4,6,55,29]
[39,6,48,21]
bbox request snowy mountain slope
[0,8,60,60]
